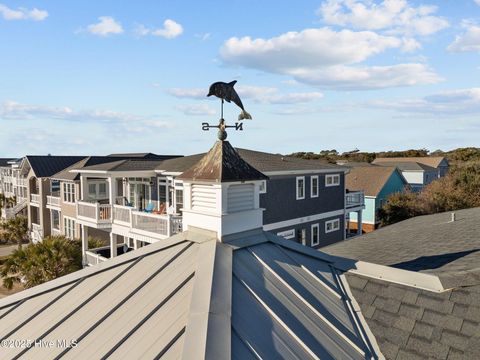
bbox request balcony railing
[46,195,61,208]
[77,201,112,227]
[52,228,62,236]
[30,193,40,204]
[85,250,108,266]
[113,204,182,238]
[31,223,43,243]
[345,191,365,208]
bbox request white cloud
[0,3,48,21]
[369,88,480,115]
[176,104,215,116]
[0,100,172,129]
[290,63,441,90]
[167,85,324,104]
[220,28,441,90]
[136,19,183,39]
[447,23,480,52]
[87,16,124,37]
[221,28,402,71]
[317,0,449,36]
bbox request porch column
[110,233,117,258]
[133,238,139,250]
[357,210,363,235]
[80,175,87,201]
[81,225,88,266]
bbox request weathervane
[202,80,252,140]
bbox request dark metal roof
[52,156,135,181]
[177,141,269,183]
[25,155,86,178]
[107,152,182,160]
[80,159,165,172]
[0,158,14,167]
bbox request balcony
[12,177,27,187]
[31,223,43,243]
[345,191,365,209]
[46,195,61,209]
[30,193,40,206]
[113,204,182,239]
[76,201,112,229]
[84,244,132,266]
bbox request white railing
[85,250,108,266]
[346,191,365,208]
[47,195,61,207]
[18,178,27,187]
[131,211,182,237]
[30,193,40,203]
[52,228,62,236]
[77,201,112,224]
[31,223,43,243]
[113,204,133,225]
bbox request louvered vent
[191,184,216,211]
[228,184,254,213]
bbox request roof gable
[346,165,401,197]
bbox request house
[372,157,449,191]
[20,155,86,242]
[73,146,364,265]
[323,207,480,359]
[0,139,380,359]
[1,140,475,359]
[345,165,407,232]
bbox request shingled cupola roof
[177,140,268,183]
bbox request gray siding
[260,173,345,225]
[271,215,345,249]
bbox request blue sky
[0,0,479,157]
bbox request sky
[0,0,479,157]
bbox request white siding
[227,184,254,213]
[191,184,216,212]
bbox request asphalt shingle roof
[79,159,165,172]
[374,161,437,172]
[25,155,86,178]
[52,156,134,181]
[372,157,447,169]
[107,153,182,160]
[346,165,403,197]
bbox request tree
[1,236,83,289]
[377,192,421,226]
[0,215,28,249]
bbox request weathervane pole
[221,98,224,119]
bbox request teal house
[346,165,407,233]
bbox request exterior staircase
[1,198,27,220]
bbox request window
[63,183,76,203]
[64,217,76,239]
[87,181,109,201]
[325,218,340,233]
[311,176,319,198]
[51,210,60,230]
[326,174,340,187]
[175,189,184,214]
[51,180,60,193]
[296,176,305,200]
[259,180,267,194]
[311,224,320,246]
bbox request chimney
[177,140,268,241]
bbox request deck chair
[144,203,155,213]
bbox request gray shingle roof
[52,156,133,181]
[25,155,86,178]
[0,229,379,359]
[323,207,480,359]
[374,161,437,172]
[79,159,165,172]
[324,208,480,287]
[347,273,480,360]
[158,148,344,174]
[346,165,403,197]
[107,152,182,160]
[372,157,447,169]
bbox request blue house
[345,165,407,233]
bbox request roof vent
[451,212,456,222]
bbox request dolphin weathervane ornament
[202,80,251,140]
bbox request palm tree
[0,215,28,249]
[1,236,83,289]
